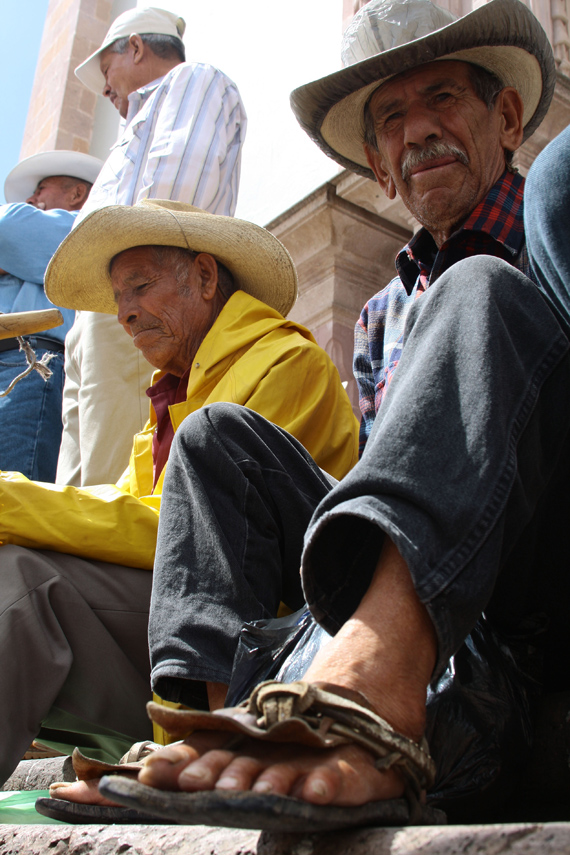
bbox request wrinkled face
[26,176,78,211]
[111,246,215,376]
[365,61,514,240]
[100,43,142,118]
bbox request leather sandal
[98,681,445,830]
[35,741,165,824]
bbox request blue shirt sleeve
[0,204,77,284]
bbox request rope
[0,337,55,397]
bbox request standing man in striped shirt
[56,6,246,488]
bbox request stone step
[1,821,570,854]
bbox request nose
[117,294,139,330]
[26,192,38,206]
[403,102,443,148]
[103,82,111,98]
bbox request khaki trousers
[56,312,154,487]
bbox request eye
[433,91,455,106]
[380,111,404,132]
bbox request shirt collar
[396,170,526,295]
[126,73,166,121]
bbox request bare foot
[138,537,435,808]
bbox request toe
[49,779,118,807]
[177,749,236,791]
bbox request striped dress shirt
[76,61,246,224]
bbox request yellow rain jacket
[0,291,358,570]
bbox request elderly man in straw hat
[0,199,358,788]
[0,150,102,481]
[57,6,247,491]
[51,0,570,830]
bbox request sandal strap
[247,681,436,792]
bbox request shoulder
[167,62,242,97]
[359,275,407,323]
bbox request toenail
[216,775,240,790]
[179,765,209,781]
[49,783,70,794]
[309,779,328,797]
[252,780,273,794]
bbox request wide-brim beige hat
[75,6,186,94]
[290,0,556,180]
[4,151,104,203]
[45,199,298,317]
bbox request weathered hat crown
[342,0,456,66]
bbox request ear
[194,253,219,300]
[364,144,397,200]
[71,182,89,208]
[130,34,145,65]
[496,87,524,155]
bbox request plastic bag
[0,790,63,825]
[425,616,542,821]
[226,607,331,707]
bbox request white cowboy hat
[75,6,186,94]
[45,199,298,318]
[290,0,556,179]
[4,151,103,203]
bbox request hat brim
[290,0,556,179]
[45,202,298,318]
[74,45,111,95]
[4,151,103,203]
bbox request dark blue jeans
[0,343,64,482]
[525,123,570,331]
[150,255,570,704]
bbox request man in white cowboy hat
[0,150,102,482]
[66,0,570,829]
[57,6,247,490]
[0,198,358,788]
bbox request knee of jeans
[432,256,531,305]
[175,403,254,448]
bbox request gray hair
[109,33,185,63]
[363,63,515,167]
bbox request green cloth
[0,790,64,824]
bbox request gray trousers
[0,545,153,786]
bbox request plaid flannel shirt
[354,170,531,454]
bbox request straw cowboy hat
[75,6,186,94]
[45,199,298,317]
[4,151,103,203]
[290,0,556,180]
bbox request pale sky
[0,0,50,203]
[2,0,346,225]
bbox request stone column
[267,177,413,413]
[20,0,113,158]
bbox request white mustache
[401,142,469,182]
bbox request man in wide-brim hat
[0,149,102,482]
[62,0,570,830]
[0,198,358,790]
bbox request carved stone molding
[552,0,570,74]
